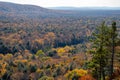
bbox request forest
[0,2,120,80]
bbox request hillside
[0,2,69,20]
[0,2,120,19]
[0,2,120,80]
[0,2,120,54]
[0,2,48,12]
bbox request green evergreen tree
[89,22,111,80]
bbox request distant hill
[0,1,120,20]
[0,2,48,12]
[0,1,68,19]
[49,7,120,10]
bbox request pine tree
[89,22,110,80]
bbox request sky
[0,0,120,8]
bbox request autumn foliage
[65,69,87,80]
[80,74,96,80]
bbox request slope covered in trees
[0,2,120,80]
[0,2,120,54]
[0,21,120,80]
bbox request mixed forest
[0,2,120,80]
